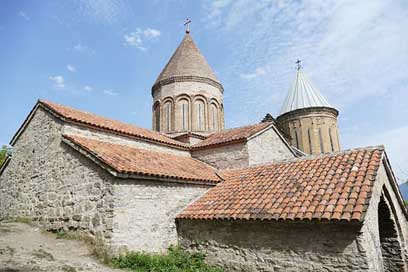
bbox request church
[0,27,407,271]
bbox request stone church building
[0,29,407,271]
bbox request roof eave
[62,135,219,186]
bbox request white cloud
[201,0,408,177]
[75,0,130,24]
[124,28,161,50]
[67,64,76,72]
[18,11,30,21]
[83,85,93,91]
[49,76,65,89]
[124,32,144,49]
[240,67,266,80]
[143,28,161,39]
[103,89,118,96]
[72,43,95,55]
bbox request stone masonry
[0,107,212,253]
[0,108,114,242]
[177,219,370,272]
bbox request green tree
[0,145,7,167]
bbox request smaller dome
[280,66,333,115]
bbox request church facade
[0,30,407,271]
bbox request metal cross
[296,59,302,70]
[184,18,192,33]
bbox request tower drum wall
[152,81,224,134]
[277,107,340,155]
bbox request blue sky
[1,0,408,182]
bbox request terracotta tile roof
[39,100,188,149]
[63,135,220,184]
[178,146,384,222]
[192,122,272,149]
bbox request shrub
[109,246,223,272]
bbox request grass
[109,246,223,272]
[52,229,222,272]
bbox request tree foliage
[0,145,7,167]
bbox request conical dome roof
[280,67,334,115]
[152,33,222,93]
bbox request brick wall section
[277,107,340,155]
[111,180,211,253]
[0,108,115,242]
[247,127,294,165]
[177,219,370,271]
[192,142,249,170]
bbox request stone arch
[192,95,207,131]
[209,99,220,132]
[378,189,405,271]
[162,97,174,133]
[152,101,161,131]
[175,94,192,132]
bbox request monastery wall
[247,127,294,165]
[192,142,249,170]
[111,179,210,253]
[0,107,212,254]
[177,219,371,271]
[0,108,115,243]
[360,164,408,271]
[63,123,190,157]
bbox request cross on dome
[184,18,192,33]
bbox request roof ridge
[38,99,189,149]
[191,122,272,149]
[222,145,385,173]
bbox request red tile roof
[192,122,272,149]
[39,100,188,149]
[63,135,221,184]
[177,146,384,222]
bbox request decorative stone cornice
[151,76,224,96]
[277,106,339,122]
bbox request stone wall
[192,142,249,170]
[0,108,115,242]
[177,219,371,272]
[63,123,190,157]
[111,180,210,253]
[247,127,294,165]
[373,164,408,270]
[0,107,213,254]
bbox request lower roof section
[62,134,221,185]
[178,146,385,222]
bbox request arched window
[178,99,190,131]
[195,99,205,131]
[153,102,160,131]
[163,101,172,132]
[210,103,219,131]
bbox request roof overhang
[62,135,220,186]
